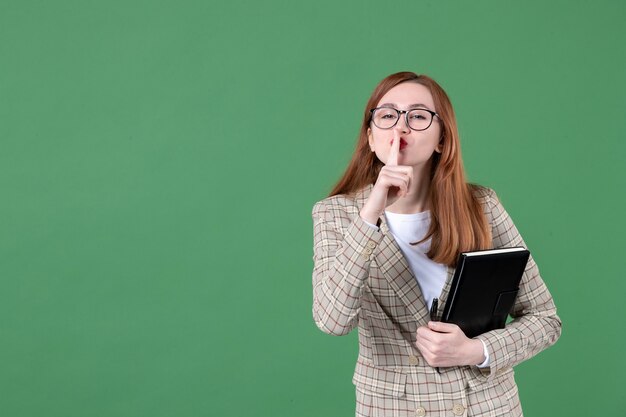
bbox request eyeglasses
[369,107,440,131]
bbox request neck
[386,162,432,214]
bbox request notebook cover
[441,248,530,338]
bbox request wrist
[359,208,382,225]
[466,338,486,366]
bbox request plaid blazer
[311,184,561,417]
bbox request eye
[409,113,427,120]
[377,109,398,119]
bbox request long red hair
[329,72,492,266]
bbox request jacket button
[415,407,426,416]
[363,247,372,255]
[366,241,376,248]
[452,404,465,415]
[408,355,419,365]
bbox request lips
[390,138,409,150]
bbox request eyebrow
[378,103,433,110]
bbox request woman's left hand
[415,321,485,367]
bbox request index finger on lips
[387,130,400,167]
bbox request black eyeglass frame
[369,107,441,131]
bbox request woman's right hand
[359,131,413,224]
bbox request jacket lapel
[436,266,456,320]
[354,185,432,324]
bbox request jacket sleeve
[474,188,562,379]
[311,200,384,336]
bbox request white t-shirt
[383,210,447,311]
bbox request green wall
[1,0,624,415]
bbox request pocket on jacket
[466,366,515,391]
[352,358,407,398]
[465,367,516,415]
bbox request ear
[367,128,374,151]
[435,136,443,153]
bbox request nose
[395,112,410,133]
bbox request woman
[311,72,561,417]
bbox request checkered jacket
[311,184,561,417]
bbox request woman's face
[368,82,442,167]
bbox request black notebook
[441,247,530,338]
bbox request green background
[1,0,624,416]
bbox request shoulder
[469,183,507,223]
[312,186,370,225]
[312,193,359,219]
[469,183,498,208]
[469,184,513,229]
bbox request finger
[414,336,431,354]
[383,167,412,194]
[380,171,410,190]
[414,339,436,364]
[428,321,460,334]
[381,165,413,176]
[387,130,400,167]
[377,175,409,199]
[416,326,441,344]
[380,169,410,187]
